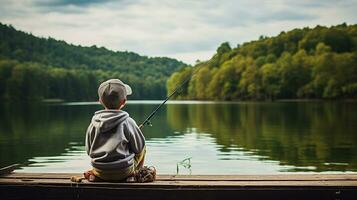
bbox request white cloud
[0,0,356,64]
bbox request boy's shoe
[125,176,137,183]
[134,166,157,183]
[83,170,101,182]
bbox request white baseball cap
[98,79,132,107]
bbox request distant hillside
[0,23,186,101]
[168,23,357,100]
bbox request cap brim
[124,84,132,95]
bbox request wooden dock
[1,173,357,200]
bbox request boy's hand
[139,124,143,129]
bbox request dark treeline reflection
[0,102,97,167]
[167,102,357,172]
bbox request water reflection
[0,101,356,174]
[166,102,357,172]
[0,102,95,168]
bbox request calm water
[0,101,356,174]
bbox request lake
[0,101,356,174]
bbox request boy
[84,79,148,182]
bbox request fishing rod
[139,66,200,129]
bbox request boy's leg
[132,147,157,183]
[134,146,146,169]
[91,167,134,181]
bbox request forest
[167,23,357,100]
[0,23,186,101]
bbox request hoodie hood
[91,110,129,132]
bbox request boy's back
[85,109,145,170]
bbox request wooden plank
[0,164,20,175]
[153,174,357,181]
[3,173,357,181]
[2,173,81,179]
[1,178,357,187]
[1,173,357,200]
[2,184,356,200]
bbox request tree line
[0,23,186,101]
[167,23,357,100]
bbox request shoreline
[56,99,357,106]
[0,98,356,105]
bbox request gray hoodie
[85,110,145,170]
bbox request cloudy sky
[1,0,356,64]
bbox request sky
[0,0,357,64]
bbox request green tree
[168,23,357,101]
[0,23,187,101]
[194,67,214,99]
[166,67,193,100]
[260,63,281,100]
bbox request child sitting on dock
[83,79,155,182]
